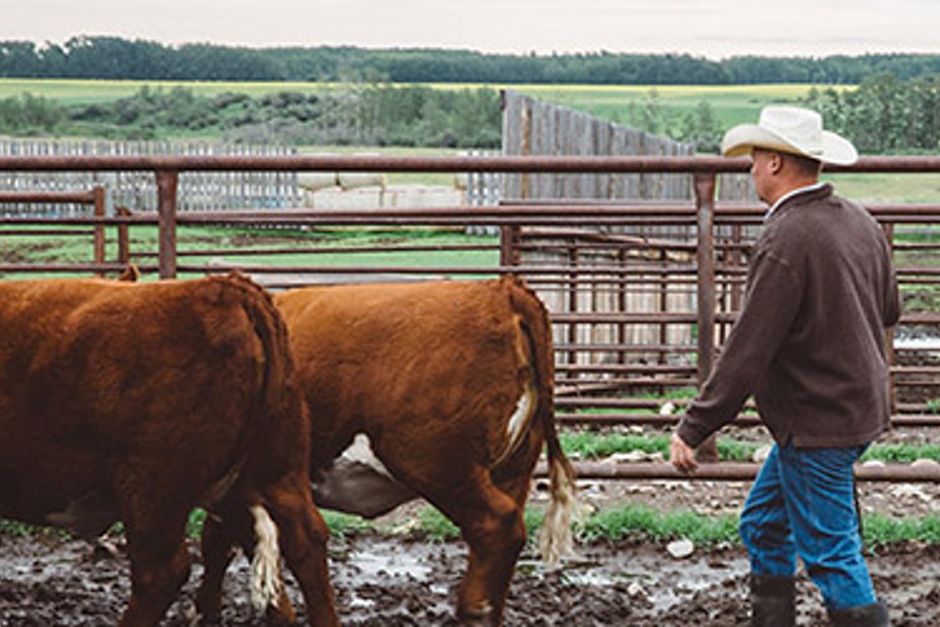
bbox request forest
[3,36,940,85]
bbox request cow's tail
[507,277,579,566]
[211,273,301,610]
[215,271,298,441]
[249,505,285,611]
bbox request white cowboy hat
[721,105,858,165]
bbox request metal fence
[1,153,938,484]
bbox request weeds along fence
[1,153,939,485]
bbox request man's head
[748,148,822,205]
[721,106,857,205]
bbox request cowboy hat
[721,105,858,165]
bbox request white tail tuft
[537,456,581,566]
[249,505,284,611]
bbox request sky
[3,0,938,60]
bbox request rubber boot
[828,602,890,626]
[750,574,796,627]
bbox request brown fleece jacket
[677,184,900,448]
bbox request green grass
[861,443,940,464]
[0,224,501,281]
[559,432,762,462]
[509,83,834,131]
[559,432,940,465]
[4,505,939,549]
[322,510,373,538]
[579,504,740,545]
[824,172,940,204]
[413,504,940,549]
[0,78,350,107]
[0,79,831,111]
[862,513,940,548]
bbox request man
[670,106,899,627]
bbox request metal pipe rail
[534,461,940,483]
[2,156,936,438]
[2,153,940,172]
[555,412,940,428]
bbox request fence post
[116,206,131,266]
[156,170,178,279]
[883,222,897,415]
[694,172,719,463]
[499,224,520,274]
[567,245,579,375]
[92,185,106,276]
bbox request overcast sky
[3,0,937,60]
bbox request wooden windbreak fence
[501,91,702,359]
[501,90,695,202]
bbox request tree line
[0,84,503,148]
[4,36,940,84]
[804,73,940,153]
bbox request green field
[0,78,844,129]
[1,78,935,202]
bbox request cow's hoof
[458,602,494,626]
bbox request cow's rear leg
[119,510,192,627]
[197,506,297,626]
[430,469,526,627]
[263,472,339,627]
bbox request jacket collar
[765,182,833,222]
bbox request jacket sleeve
[676,248,804,448]
[884,261,900,328]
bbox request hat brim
[721,124,858,166]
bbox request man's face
[749,148,775,205]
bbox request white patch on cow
[494,381,536,467]
[339,433,395,479]
[249,505,284,612]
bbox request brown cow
[198,276,578,626]
[0,273,337,626]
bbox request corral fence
[0,139,300,214]
[0,153,938,485]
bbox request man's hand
[670,431,699,474]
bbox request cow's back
[0,276,278,533]
[275,278,542,476]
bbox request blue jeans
[739,442,876,611]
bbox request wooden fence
[0,139,300,215]
[501,90,695,202]
[501,91,702,358]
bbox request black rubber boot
[828,602,890,626]
[750,574,796,627]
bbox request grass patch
[862,443,940,464]
[561,433,940,465]
[560,432,760,462]
[578,504,740,546]
[863,513,940,548]
[3,508,939,549]
[322,511,373,538]
[0,223,501,281]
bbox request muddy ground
[1,425,938,627]
[1,522,938,626]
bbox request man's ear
[768,151,785,175]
